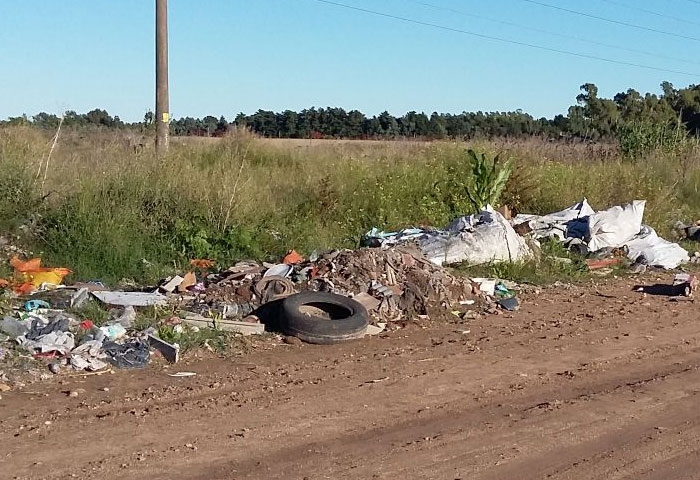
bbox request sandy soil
[2,273,700,480]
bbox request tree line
[3,82,699,141]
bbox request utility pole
[155,0,169,155]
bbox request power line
[519,0,700,43]
[312,0,700,77]
[596,0,700,27]
[407,0,700,67]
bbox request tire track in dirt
[2,276,700,479]
[181,352,700,480]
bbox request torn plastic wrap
[363,207,532,267]
[514,199,688,270]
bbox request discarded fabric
[102,340,150,369]
[19,331,75,355]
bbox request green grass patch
[1,128,700,285]
[455,241,590,285]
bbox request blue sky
[1,0,698,122]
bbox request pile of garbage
[1,197,689,378]
[0,306,150,371]
[0,243,486,375]
[363,199,690,271]
[512,199,688,270]
[176,245,478,324]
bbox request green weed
[69,299,110,326]
[0,127,699,285]
[456,240,588,285]
[156,323,238,354]
[464,149,513,211]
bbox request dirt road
[3,273,700,480]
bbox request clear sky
[1,0,698,122]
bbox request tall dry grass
[1,126,699,283]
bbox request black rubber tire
[280,292,369,345]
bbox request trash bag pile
[512,199,689,270]
[363,206,534,266]
[363,199,690,271]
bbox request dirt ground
[2,272,700,480]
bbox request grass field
[1,126,699,284]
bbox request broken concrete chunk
[182,313,265,336]
[353,292,381,312]
[70,287,90,309]
[160,275,184,293]
[365,324,386,336]
[91,291,167,307]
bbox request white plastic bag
[513,198,595,241]
[420,207,532,266]
[587,200,645,252]
[625,226,689,269]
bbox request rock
[49,363,61,375]
[0,383,11,392]
[68,391,79,398]
[283,336,302,345]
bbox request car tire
[280,292,369,344]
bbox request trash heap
[363,199,690,271]
[0,243,484,375]
[0,301,152,372]
[512,199,689,270]
[178,245,477,325]
[294,245,476,321]
[5,197,679,377]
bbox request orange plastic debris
[14,283,36,295]
[190,259,215,269]
[10,257,42,272]
[283,250,303,265]
[9,256,71,292]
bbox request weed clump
[0,127,698,284]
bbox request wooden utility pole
[155,0,169,155]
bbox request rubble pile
[4,196,689,383]
[179,245,477,325]
[0,242,483,381]
[301,246,476,321]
